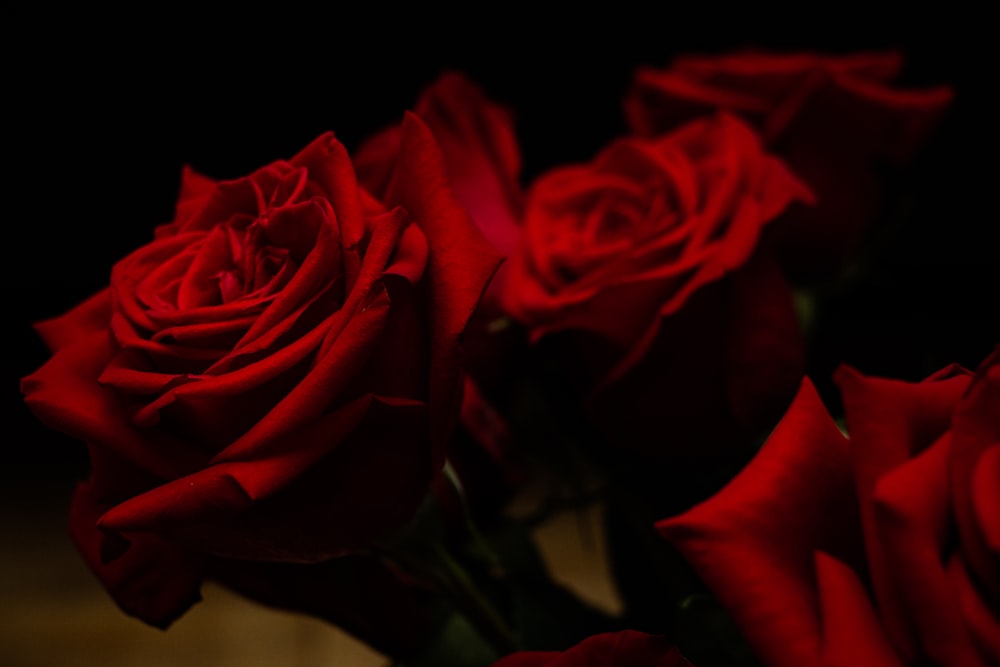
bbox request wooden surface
[0,476,619,666]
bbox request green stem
[429,541,518,656]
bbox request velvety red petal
[951,348,1000,597]
[386,112,504,464]
[33,288,112,352]
[101,395,430,560]
[972,445,1000,555]
[413,71,524,256]
[289,132,369,288]
[69,479,203,629]
[20,330,206,479]
[873,433,984,666]
[814,551,903,667]
[948,555,1000,666]
[228,200,342,352]
[834,364,973,654]
[657,377,855,667]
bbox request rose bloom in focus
[20,113,500,656]
[659,348,1000,667]
[501,112,813,458]
[624,50,953,281]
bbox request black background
[7,11,996,478]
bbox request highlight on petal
[657,377,855,667]
[386,111,504,461]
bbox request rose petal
[834,364,973,655]
[872,432,983,666]
[289,133,368,287]
[412,71,523,256]
[33,288,112,352]
[951,348,1000,597]
[20,330,206,479]
[101,395,429,560]
[69,479,203,629]
[814,550,903,667]
[386,112,504,464]
[948,555,1000,666]
[657,377,856,667]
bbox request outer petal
[657,378,856,667]
[354,72,523,257]
[814,551,903,667]
[872,434,986,666]
[834,364,972,656]
[384,112,504,465]
[99,395,429,560]
[20,330,207,480]
[950,347,1000,598]
[69,479,203,629]
[33,288,112,352]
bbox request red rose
[657,349,999,667]
[624,50,953,281]
[355,71,528,509]
[491,630,695,666]
[20,114,501,632]
[501,112,813,455]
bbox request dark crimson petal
[289,133,369,288]
[950,348,1000,598]
[872,434,986,666]
[227,199,342,353]
[834,365,972,658]
[814,551,903,667]
[100,395,429,560]
[491,630,693,666]
[20,330,207,479]
[411,72,523,256]
[176,224,234,309]
[354,72,523,257]
[176,162,294,235]
[947,555,1000,665]
[657,378,856,667]
[33,288,111,352]
[385,112,504,464]
[69,479,203,629]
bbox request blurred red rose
[501,112,813,456]
[492,630,695,666]
[624,50,953,281]
[20,114,501,634]
[658,348,999,667]
[355,71,527,510]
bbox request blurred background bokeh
[5,8,994,665]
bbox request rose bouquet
[16,40,996,667]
